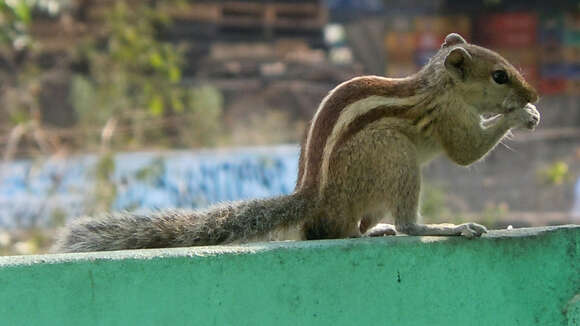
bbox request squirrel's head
[437,33,539,115]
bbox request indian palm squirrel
[54,33,540,253]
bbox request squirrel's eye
[492,70,509,84]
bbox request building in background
[1,0,580,254]
[9,0,580,130]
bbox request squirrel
[53,33,540,253]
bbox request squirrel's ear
[441,33,467,48]
[444,47,472,81]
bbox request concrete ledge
[1,225,578,325]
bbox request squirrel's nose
[525,84,539,104]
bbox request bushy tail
[53,193,309,253]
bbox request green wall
[0,225,578,326]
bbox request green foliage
[0,1,68,148]
[538,161,572,186]
[98,0,183,118]
[2,0,224,153]
[72,1,179,140]
[1,1,66,48]
[70,0,224,150]
[0,0,31,48]
[0,0,34,126]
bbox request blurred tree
[71,1,223,151]
[539,161,572,186]
[0,0,32,51]
[0,0,50,160]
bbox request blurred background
[1,0,579,255]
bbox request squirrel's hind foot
[364,223,397,237]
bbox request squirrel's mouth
[500,95,530,114]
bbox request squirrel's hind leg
[363,223,397,237]
[359,215,396,237]
[302,218,362,239]
[301,198,362,240]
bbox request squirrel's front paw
[507,103,540,130]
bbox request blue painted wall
[0,146,299,228]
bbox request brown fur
[54,33,540,253]
[298,32,540,239]
[298,77,421,190]
[295,120,310,190]
[333,105,413,151]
